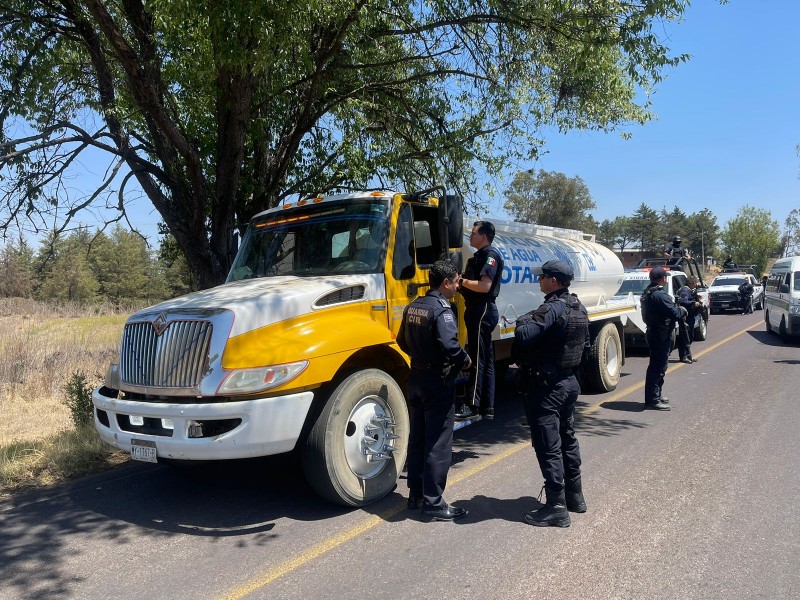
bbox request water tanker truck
[92,189,635,506]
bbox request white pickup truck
[708,272,764,314]
[611,266,710,348]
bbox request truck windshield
[616,278,650,296]
[227,199,389,281]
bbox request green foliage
[0,226,175,305]
[62,371,95,428]
[721,205,781,276]
[503,169,597,231]
[0,236,34,297]
[0,0,694,288]
[783,209,800,257]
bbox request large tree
[721,205,781,277]
[0,0,692,288]
[503,169,597,232]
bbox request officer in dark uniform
[663,236,690,261]
[641,267,686,411]
[738,279,754,314]
[397,260,472,521]
[675,276,701,364]
[511,259,589,528]
[456,220,504,419]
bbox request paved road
[2,311,799,599]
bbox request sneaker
[523,504,571,527]
[481,408,495,420]
[455,404,476,419]
[645,401,670,411]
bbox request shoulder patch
[443,313,454,323]
[438,298,450,308]
[486,256,496,267]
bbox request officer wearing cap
[456,221,504,420]
[512,259,589,528]
[398,260,472,521]
[641,266,686,410]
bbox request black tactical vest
[529,294,588,371]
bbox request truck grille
[120,320,212,388]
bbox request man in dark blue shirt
[456,220,504,420]
[675,276,701,364]
[641,267,686,410]
[398,260,472,521]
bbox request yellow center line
[221,321,759,599]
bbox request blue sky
[483,0,800,232]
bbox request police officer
[398,260,472,521]
[511,260,589,528]
[456,220,504,419]
[739,278,754,314]
[676,276,701,364]
[641,267,686,411]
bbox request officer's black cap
[650,266,668,280]
[541,259,574,284]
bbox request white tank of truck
[91,190,635,508]
[461,218,635,392]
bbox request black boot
[524,487,570,527]
[565,477,587,513]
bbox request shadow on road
[2,368,652,597]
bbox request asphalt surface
[2,310,799,600]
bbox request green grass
[0,298,137,497]
[0,424,127,497]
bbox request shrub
[62,371,95,427]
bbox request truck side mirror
[440,249,463,272]
[438,194,464,249]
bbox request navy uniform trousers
[645,329,671,404]
[523,373,582,494]
[406,369,456,510]
[465,301,499,410]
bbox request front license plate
[720,303,729,308]
[131,438,158,463]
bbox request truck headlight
[790,304,800,316]
[217,360,309,395]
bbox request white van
[764,256,800,340]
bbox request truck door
[385,200,443,336]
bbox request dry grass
[0,298,136,496]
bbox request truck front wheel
[302,369,409,507]
[582,323,622,392]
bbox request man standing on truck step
[398,260,472,522]
[511,260,589,528]
[641,267,686,411]
[675,276,701,364]
[456,220,504,420]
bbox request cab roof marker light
[283,203,293,209]
[313,197,324,203]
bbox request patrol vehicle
[611,266,709,348]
